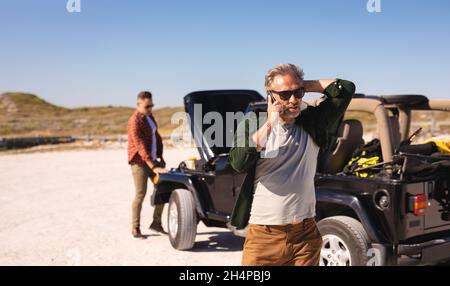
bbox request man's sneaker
[149,222,168,235]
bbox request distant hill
[0,92,184,138]
[1,92,449,139]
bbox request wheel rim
[320,234,352,266]
[168,201,178,238]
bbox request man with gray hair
[229,64,355,266]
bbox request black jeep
[152,90,450,266]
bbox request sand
[0,147,244,265]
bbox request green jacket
[228,79,356,229]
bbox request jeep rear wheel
[317,216,370,266]
[168,189,197,250]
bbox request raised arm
[297,79,355,148]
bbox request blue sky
[0,0,449,108]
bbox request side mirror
[203,154,230,172]
[203,160,215,172]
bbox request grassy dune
[1,92,449,139]
[0,92,184,138]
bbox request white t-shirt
[249,122,320,225]
[146,115,158,161]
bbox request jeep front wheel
[168,189,197,250]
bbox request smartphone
[267,93,286,115]
[269,93,276,103]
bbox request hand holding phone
[267,92,286,118]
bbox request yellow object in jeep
[343,139,382,178]
[346,153,380,178]
[424,137,450,155]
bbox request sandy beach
[0,147,244,265]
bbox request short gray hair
[264,64,304,94]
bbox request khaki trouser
[242,218,323,266]
[131,164,164,229]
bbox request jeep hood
[183,90,264,161]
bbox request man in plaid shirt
[127,91,167,238]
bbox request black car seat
[318,119,365,174]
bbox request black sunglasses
[145,104,154,109]
[269,87,305,101]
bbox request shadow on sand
[190,231,245,252]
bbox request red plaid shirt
[127,111,163,166]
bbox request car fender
[151,172,208,219]
[316,189,386,243]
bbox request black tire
[317,216,371,266]
[167,189,197,250]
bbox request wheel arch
[151,173,208,219]
[316,190,384,243]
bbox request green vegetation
[0,92,184,138]
[1,92,449,139]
